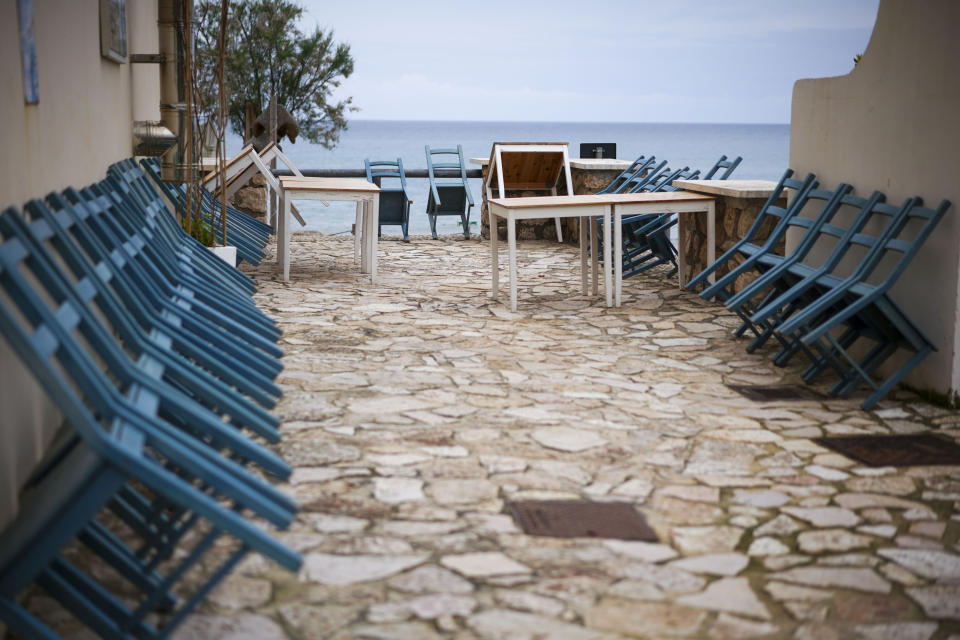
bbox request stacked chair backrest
[597,155,654,194]
[702,155,743,180]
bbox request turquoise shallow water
[229,120,789,237]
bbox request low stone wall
[679,195,785,294]
[479,166,622,243]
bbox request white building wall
[789,0,960,402]
[0,0,159,528]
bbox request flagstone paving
[27,233,960,639]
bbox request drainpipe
[158,0,192,182]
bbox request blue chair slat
[425,144,474,239]
[365,157,412,241]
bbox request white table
[277,177,380,283]
[488,192,716,311]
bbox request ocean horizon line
[342,118,791,127]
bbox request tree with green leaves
[194,0,355,148]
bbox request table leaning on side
[488,191,715,312]
[277,176,380,283]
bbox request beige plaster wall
[789,0,960,399]
[0,0,159,528]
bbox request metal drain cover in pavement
[727,384,826,402]
[508,500,657,540]
[813,433,960,467]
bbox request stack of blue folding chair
[686,168,950,408]
[139,157,273,266]
[0,160,299,638]
[594,154,742,280]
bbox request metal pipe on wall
[158,0,192,182]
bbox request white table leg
[360,199,370,274]
[508,215,518,312]
[369,195,379,283]
[354,201,362,263]
[491,214,499,300]
[706,201,716,285]
[579,216,588,294]
[602,205,612,307]
[591,215,599,296]
[614,205,622,307]
[281,189,291,282]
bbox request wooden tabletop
[472,156,632,171]
[673,179,778,199]
[279,176,380,192]
[489,191,714,209]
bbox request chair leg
[461,214,470,240]
[555,217,563,242]
[429,213,438,240]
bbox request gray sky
[298,0,879,124]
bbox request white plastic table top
[276,176,380,283]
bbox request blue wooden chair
[110,160,260,296]
[0,205,289,478]
[51,188,283,382]
[66,184,284,361]
[140,158,271,266]
[0,208,301,639]
[5,197,297,580]
[425,145,474,239]
[30,193,280,408]
[365,158,411,241]
[774,197,950,408]
[94,178,278,339]
[701,155,743,180]
[708,182,854,351]
[725,190,889,356]
[685,169,819,296]
[596,155,656,194]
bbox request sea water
[229,120,789,237]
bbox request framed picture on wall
[99,0,127,63]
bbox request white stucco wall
[0,0,159,528]
[789,0,960,401]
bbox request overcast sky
[297,0,879,124]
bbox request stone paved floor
[32,233,960,639]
